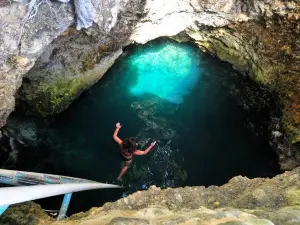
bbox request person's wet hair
[122,137,136,153]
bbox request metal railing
[0,169,120,220]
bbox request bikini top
[120,147,133,158]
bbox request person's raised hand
[150,141,156,147]
[116,122,122,129]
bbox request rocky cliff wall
[0,0,74,125]
[17,0,146,115]
[2,167,300,224]
[0,0,146,119]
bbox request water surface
[9,39,279,214]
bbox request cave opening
[4,38,280,215]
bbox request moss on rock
[0,202,51,225]
[22,77,88,116]
[26,78,87,115]
[286,189,300,206]
[19,47,122,116]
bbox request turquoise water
[129,42,202,104]
[10,39,279,214]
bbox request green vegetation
[24,77,88,116]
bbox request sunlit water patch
[7,38,280,215]
[129,43,202,103]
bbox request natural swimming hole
[8,39,280,214]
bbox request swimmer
[113,122,156,181]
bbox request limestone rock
[5,169,300,224]
[18,0,145,115]
[23,205,278,225]
[0,202,51,225]
[107,217,150,225]
[101,167,300,211]
[0,1,74,125]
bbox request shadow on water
[5,38,280,215]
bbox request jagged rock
[3,168,300,224]
[0,202,51,225]
[99,168,300,211]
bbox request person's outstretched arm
[113,122,123,145]
[133,141,156,155]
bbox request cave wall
[0,0,145,121]
[184,20,300,170]
[0,1,74,126]
[18,0,146,115]
[7,0,299,169]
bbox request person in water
[113,122,156,181]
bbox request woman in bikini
[113,122,156,181]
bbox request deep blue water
[8,39,279,214]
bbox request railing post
[0,205,9,215]
[57,193,72,220]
